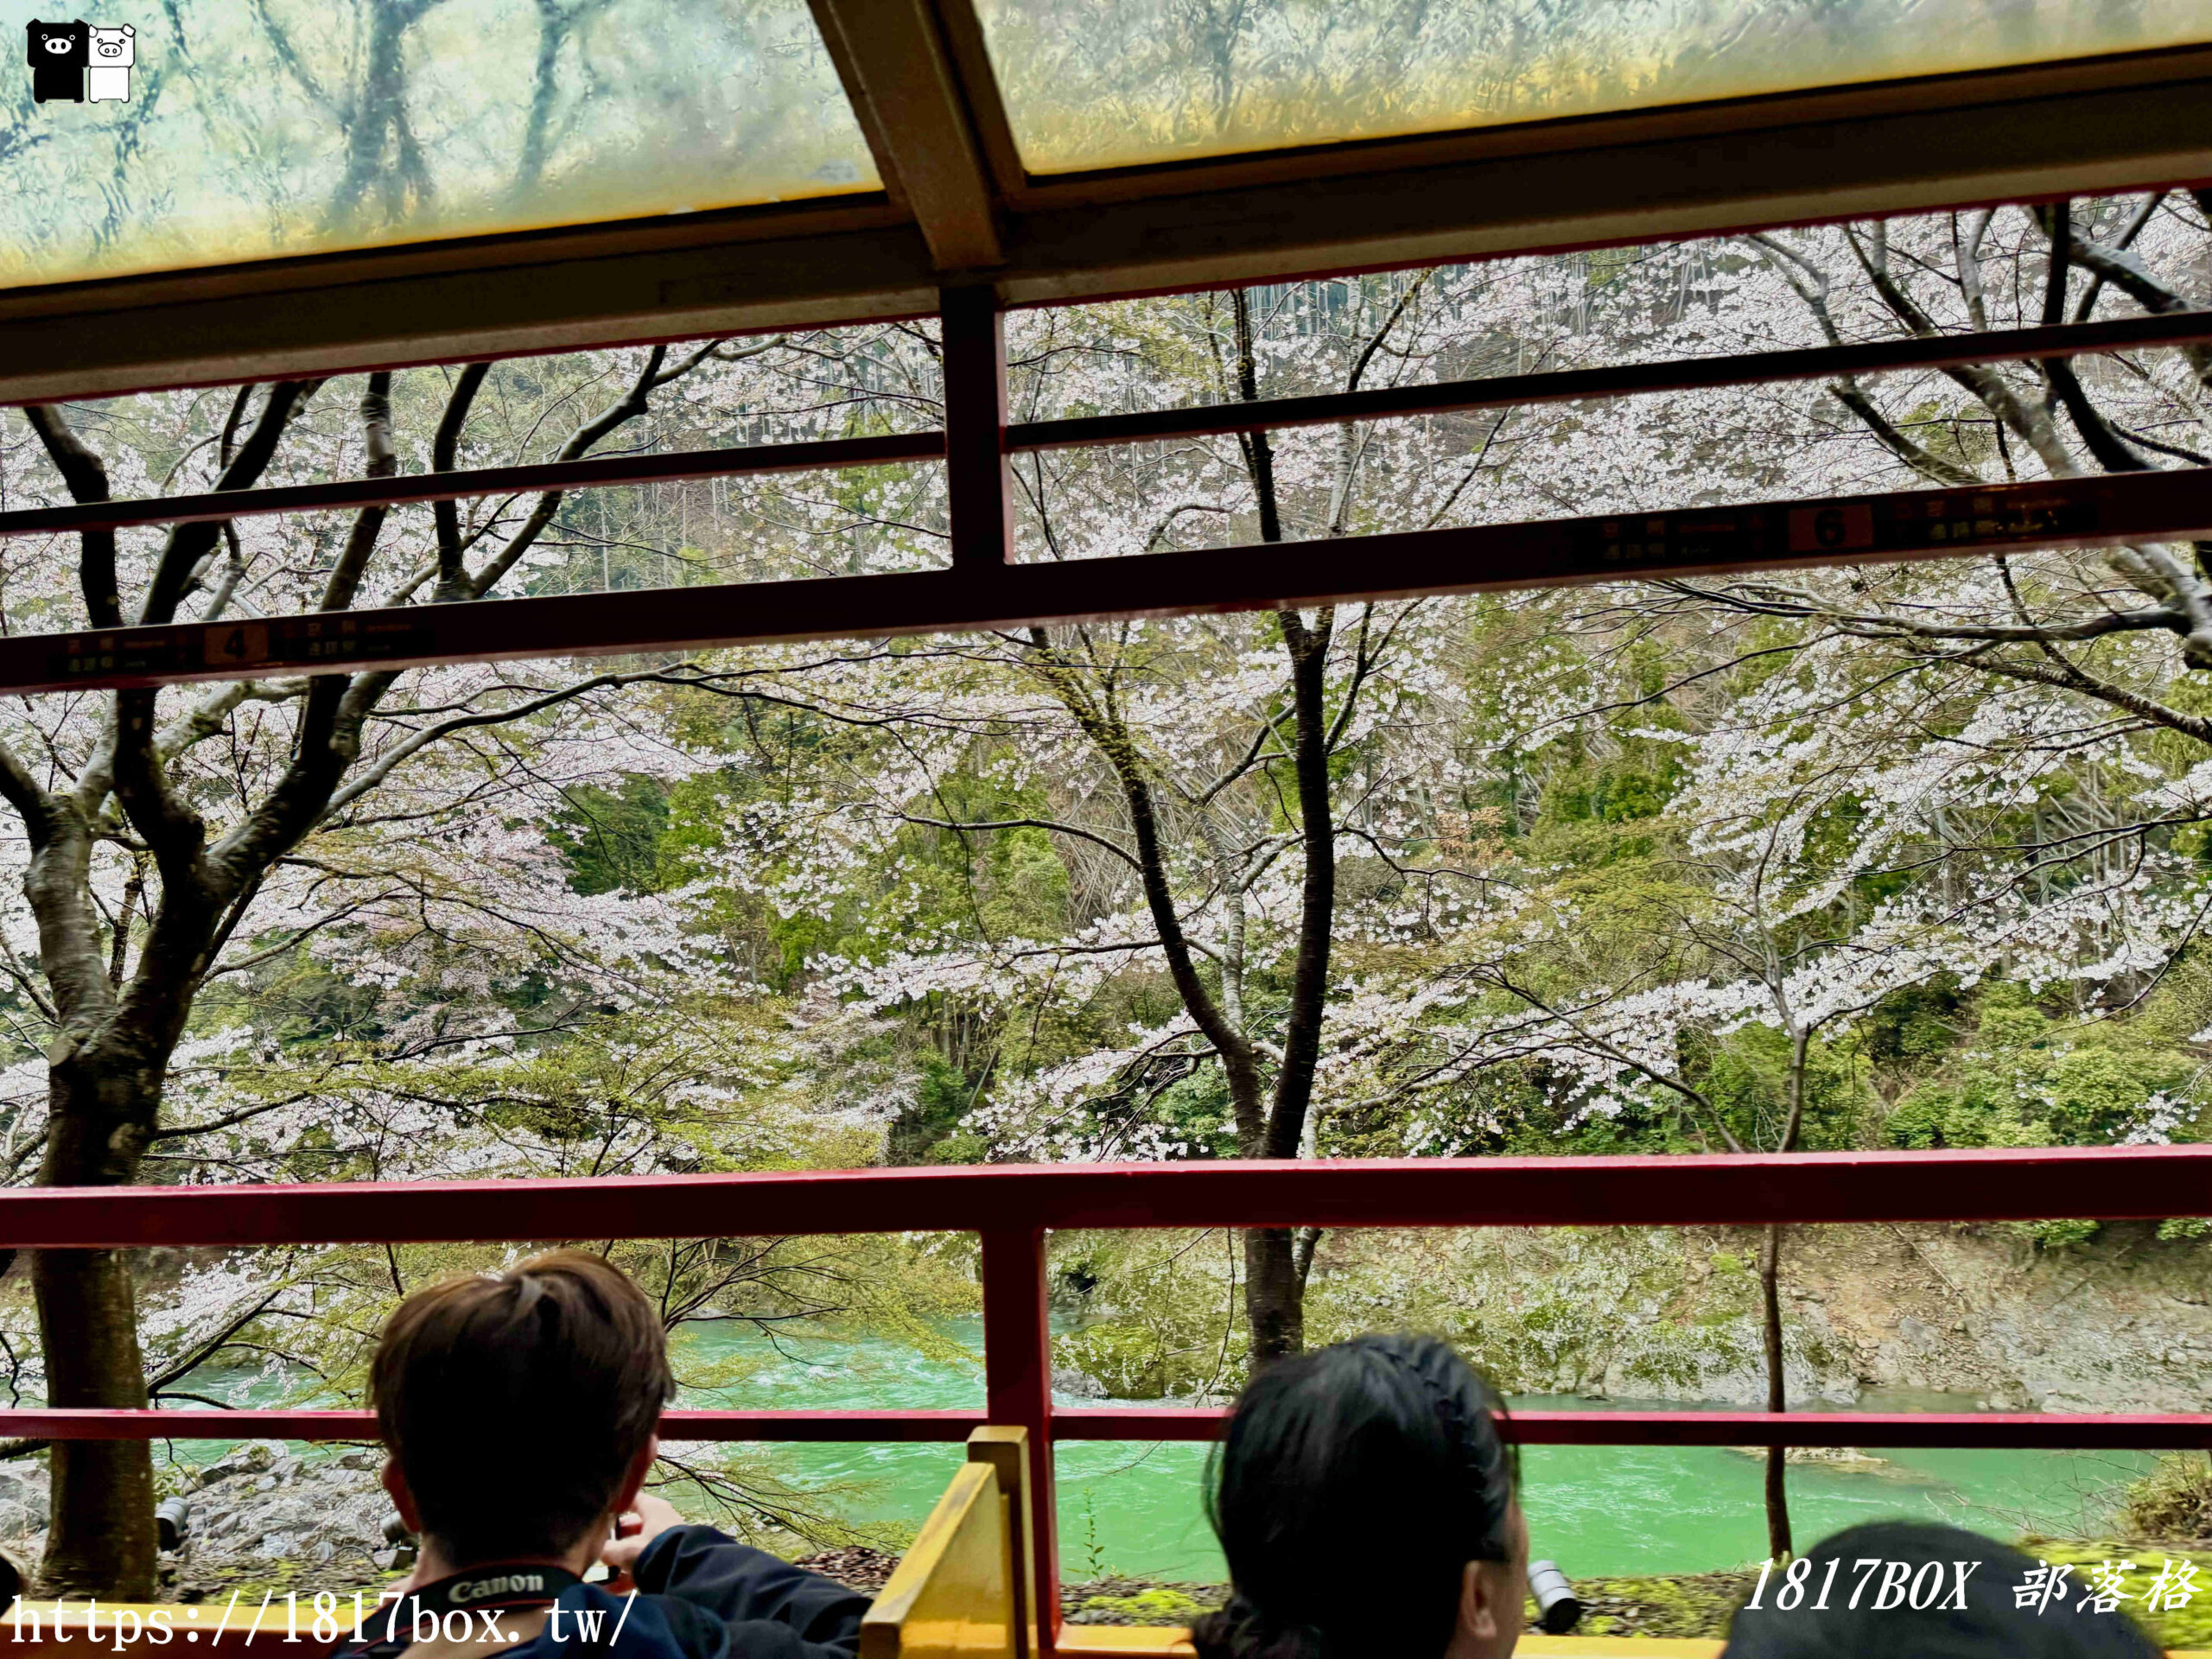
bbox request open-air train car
[3,0,2212,1651]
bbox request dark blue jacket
[343,1529,868,1659]
[606,1527,868,1659]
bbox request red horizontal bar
[655,1409,988,1444]
[0,1408,987,1443]
[0,1147,2207,1249]
[19,1404,2211,1452]
[1053,1408,2212,1450]
[1007,309,2212,452]
[0,431,944,542]
[3,468,2207,696]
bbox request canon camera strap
[335,1563,590,1657]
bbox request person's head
[1722,1522,2161,1659]
[1192,1334,1526,1659]
[372,1249,674,1567]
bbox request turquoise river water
[673,1320,2159,1581]
[168,1318,2156,1581]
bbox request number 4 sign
[207,623,268,667]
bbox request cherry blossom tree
[1663,194,2212,773]
[0,321,943,1593]
[1310,580,2212,1554]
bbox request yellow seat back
[861,1447,1017,1659]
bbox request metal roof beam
[7,308,2210,540]
[993,53,2212,303]
[0,48,2208,404]
[0,209,938,407]
[807,0,1005,273]
[5,467,2207,698]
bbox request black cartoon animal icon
[27,20,88,105]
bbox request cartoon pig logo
[26,20,86,104]
[86,23,130,102]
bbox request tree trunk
[6,353,696,1599]
[1243,1227,1305,1364]
[1264,610,1335,1155]
[1241,613,1337,1370]
[32,1050,164,1596]
[1759,1219,1792,1561]
[1759,1023,1811,1560]
[1223,292,1358,1374]
[33,1249,155,1597]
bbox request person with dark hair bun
[1192,1334,1527,1659]
[1721,1522,2161,1658]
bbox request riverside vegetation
[0,168,2209,1596]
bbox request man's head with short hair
[372,1249,674,1565]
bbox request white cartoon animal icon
[86,23,130,102]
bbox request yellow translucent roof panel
[973,0,2212,175]
[0,0,878,289]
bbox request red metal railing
[7,1145,2212,1643]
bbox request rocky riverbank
[1053,1222,2212,1411]
[0,1442,394,1601]
[0,1452,912,1604]
[1294,1221,2212,1412]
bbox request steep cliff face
[1787,1222,2212,1414]
[1305,1222,2212,1411]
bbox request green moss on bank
[2023,1542,2212,1653]
[1063,1580,1229,1626]
[1560,1569,1761,1639]
[1065,1548,2212,1645]
[1061,1570,1763,1638]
